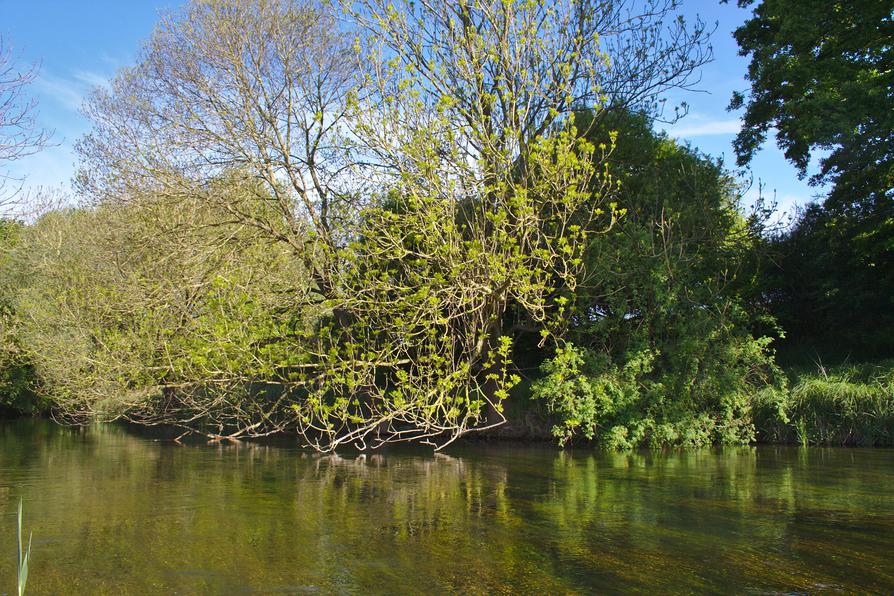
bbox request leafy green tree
[729,0,894,208]
[8,180,312,435]
[533,110,783,447]
[728,0,894,358]
[73,0,615,448]
[70,0,710,449]
[762,201,894,357]
[0,35,50,415]
[0,219,42,415]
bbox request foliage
[531,343,647,446]
[762,199,894,356]
[532,110,783,447]
[730,1,894,359]
[294,126,610,449]
[0,220,41,415]
[60,0,710,450]
[754,360,894,446]
[10,0,861,451]
[17,498,31,596]
[729,0,894,209]
[7,182,312,434]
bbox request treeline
[730,0,894,363]
[0,0,891,448]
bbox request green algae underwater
[1,419,892,594]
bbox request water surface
[1,420,892,594]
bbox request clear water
[1,419,892,594]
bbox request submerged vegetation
[0,0,890,449]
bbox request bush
[530,344,646,446]
[530,110,784,449]
[532,339,779,448]
[0,220,43,416]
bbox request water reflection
[1,420,892,593]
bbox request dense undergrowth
[513,352,894,448]
[753,360,894,447]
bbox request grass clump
[754,360,894,446]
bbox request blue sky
[2,0,825,215]
[656,0,828,216]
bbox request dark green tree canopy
[529,108,781,448]
[729,0,894,208]
[730,0,894,360]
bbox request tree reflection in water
[1,420,892,593]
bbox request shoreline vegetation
[519,358,894,448]
[3,358,892,449]
[1,0,891,450]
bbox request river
[1,419,892,593]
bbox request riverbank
[753,358,894,447]
[482,356,894,447]
[3,359,892,448]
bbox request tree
[8,179,313,435]
[77,0,360,276]
[729,0,894,209]
[762,201,894,358]
[0,36,49,213]
[532,110,782,447]
[729,0,894,358]
[0,219,42,415]
[71,0,713,449]
[0,38,49,410]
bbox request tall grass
[17,499,31,596]
[754,360,894,446]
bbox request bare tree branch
[0,36,51,215]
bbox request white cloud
[32,68,111,114]
[73,69,110,90]
[33,73,86,112]
[666,119,741,137]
